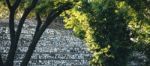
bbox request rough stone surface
[0,19,92,66]
[0,19,148,66]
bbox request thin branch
[35,12,42,33]
[12,0,21,10]
[16,0,38,41]
[20,2,73,66]
[5,0,11,9]
[42,2,73,28]
[5,0,22,10]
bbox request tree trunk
[0,53,4,66]
[5,0,38,66]
[5,10,17,66]
[20,3,73,66]
[5,0,21,66]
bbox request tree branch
[12,0,21,10]
[42,2,73,28]
[5,0,11,9]
[35,12,42,33]
[5,0,38,66]
[20,2,73,66]
[5,0,22,10]
[5,8,16,66]
[5,0,22,65]
[4,1,21,66]
[16,0,38,42]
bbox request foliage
[0,0,9,18]
[0,0,150,66]
[62,0,150,66]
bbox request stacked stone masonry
[0,19,92,66]
[0,19,148,66]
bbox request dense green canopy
[62,0,149,66]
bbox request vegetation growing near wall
[62,0,150,66]
[0,0,150,66]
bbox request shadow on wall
[0,19,148,66]
[0,19,92,66]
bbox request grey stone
[0,19,147,66]
[0,19,92,66]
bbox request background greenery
[0,0,150,66]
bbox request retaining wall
[0,19,92,66]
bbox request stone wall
[0,19,92,66]
[0,19,148,66]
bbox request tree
[0,53,3,66]
[0,0,74,66]
[0,0,149,66]
[62,0,150,66]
